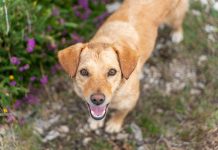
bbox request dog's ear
[113,42,138,79]
[58,43,85,77]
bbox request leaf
[64,22,78,28]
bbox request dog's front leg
[105,109,130,133]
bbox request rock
[214,2,218,11]
[42,130,60,143]
[79,124,90,134]
[34,115,60,135]
[137,145,150,150]
[34,126,44,135]
[48,115,60,125]
[192,10,201,16]
[200,0,208,5]
[116,133,129,140]
[82,137,92,146]
[156,108,163,114]
[195,82,205,90]
[94,129,101,135]
[190,88,201,95]
[130,122,144,144]
[208,34,215,42]
[58,125,69,133]
[198,55,208,66]
[106,2,121,13]
[204,24,217,33]
[0,126,6,136]
[156,43,164,50]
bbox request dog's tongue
[89,105,106,116]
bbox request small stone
[79,128,85,134]
[95,129,101,135]
[106,2,121,13]
[156,108,163,114]
[110,135,116,140]
[42,130,60,143]
[204,25,217,33]
[0,126,6,135]
[130,122,143,142]
[198,55,208,66]
[83,137,92,146]
[48,115,60,125]
[34,126,44,135]
[190,88,201,95]
[58,125,69,133]
[137,145,149,150]
[200,0,208,5]
[192,10,201,16]
[156,43,164,50]
[213,2,218,11]
[116,133,129,140]
[208,34,215,42]
[196,82,205,90]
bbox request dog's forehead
[80,43,118,65]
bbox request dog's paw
[105,120,122,133]
[171,30,183,44]
[88,117,104,130]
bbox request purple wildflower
[23,64,30,70]
[18,117,25,125]
[40,75,48,85]
[61,38,67,45]
[59,18,65,25]
[13,100,22,109]
[72,5,91,20]
[19,66,24,72]
[78,0,89,9]
[47,25,52,32]
[71,33,84,43]
[6,114,15,123]
[51,63,61,74]
[48,43,57,51]
[10,56,20,65]
[30,76,36,82]
[61,30,68,36]
[19,64,30,72]
[52,7,60,16]
[25,94,40,105]
[26,38,36,53]
[9,81,16,86]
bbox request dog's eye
[108,68,117,76]
[80,69,89,76]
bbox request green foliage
[91,138,113,150]
[139,115,161,137]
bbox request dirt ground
[1,1,218,150]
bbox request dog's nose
[90,93,105,105]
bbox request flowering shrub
[0,0,110,122]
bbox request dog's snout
[90,93,105,105]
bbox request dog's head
[58,42,138,120]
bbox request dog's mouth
[87,103,109,120]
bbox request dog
[58,0,189,133]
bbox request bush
[0,0,110,121]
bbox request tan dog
[58,0,189,133]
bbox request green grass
[1,124,42,150]
[90,138,113,150]
[139,115,162,136]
